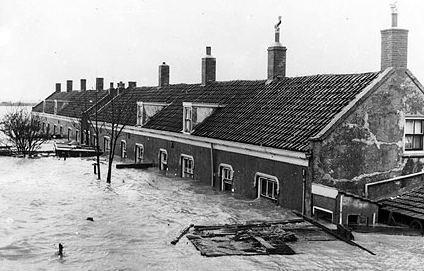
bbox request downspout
[302,168,306,215]
[339,194,344,225]
[210,143,214,187]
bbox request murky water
[1,156,424,270]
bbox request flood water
[1,156,424,270]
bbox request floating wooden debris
[180,218,342,257]
[55,143,102,158]
[116,162,156,169]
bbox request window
[91,134,97,147]
[255,173,279,201]
[59,126,63,136]
[67,128,71,141]
[219,164,234,192]
[42,122,45,132]
[183,106,192,133]
[181,155,194,178]
[405,119,423,151]
[136,102,143,126]
[120,140,127,158]
[75,130,79,142]
[104,136,110,152]
[159,149,168,170]
[135,144,144,163]
[86,130,91,146]
[46,123,50,135]
[53,125,57,135]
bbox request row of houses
[32,10,424,227]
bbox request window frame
[159,149,168,170]
[255,173,279,201]
[183,106,193,134]
[136,101,143,126]
[219,163,234,192]
[181,154,194,179]
[404,118,424,153]
[135,143,144,163]
[104,136,110,152]
[120,140,127,158]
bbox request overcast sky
[1,0,423,102]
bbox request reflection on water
[0,156,424,270]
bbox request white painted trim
[159,149,168,170]
[32,111,80,123]
[364,171,424,197]
[311,67,394,141]
[218,163,234,191]
[183,102,225,108]
[312,206,334,220]
[403,117,424,155]
[312,183,339,199]
[41,113,309,167]
[142,102,170,106]
[254,172,279,200]
[180,154,194,177]
[120,140,127,158]
[121,125,309,166]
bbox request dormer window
[183,106,193,133]
[136,101,168,127]
[137,102,143,126]
[182,102,225,134]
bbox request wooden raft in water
[182,218,338,257]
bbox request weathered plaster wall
[314,69,424,196]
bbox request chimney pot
[80,79,87,91]
[55,83,61,93]
[159,62,170,87]
[206,46,211,56]
[66,80,73,92]
[267,17,286,80]
[110,82,114,89]
[96,78,104,91]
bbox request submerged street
[1,156,424,270]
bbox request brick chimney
[128,81,137,89]
[268,16,286,80]
[159,62,170,87]
[66,80,73,92]
[96,78,104,91]
[201,46,216,85]
[80,79,87,91]
[381,4,408,70]
[55,83,61,93]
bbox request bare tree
[84,90,108,180]
[1,107,48,157]
[89,85,134,183]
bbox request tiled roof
[32,91,83,113]
[58,90,109,118]
[379,186,424,220]
[43,71,381,152]
[193,72,380,151]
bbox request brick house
[33,11,424,225]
